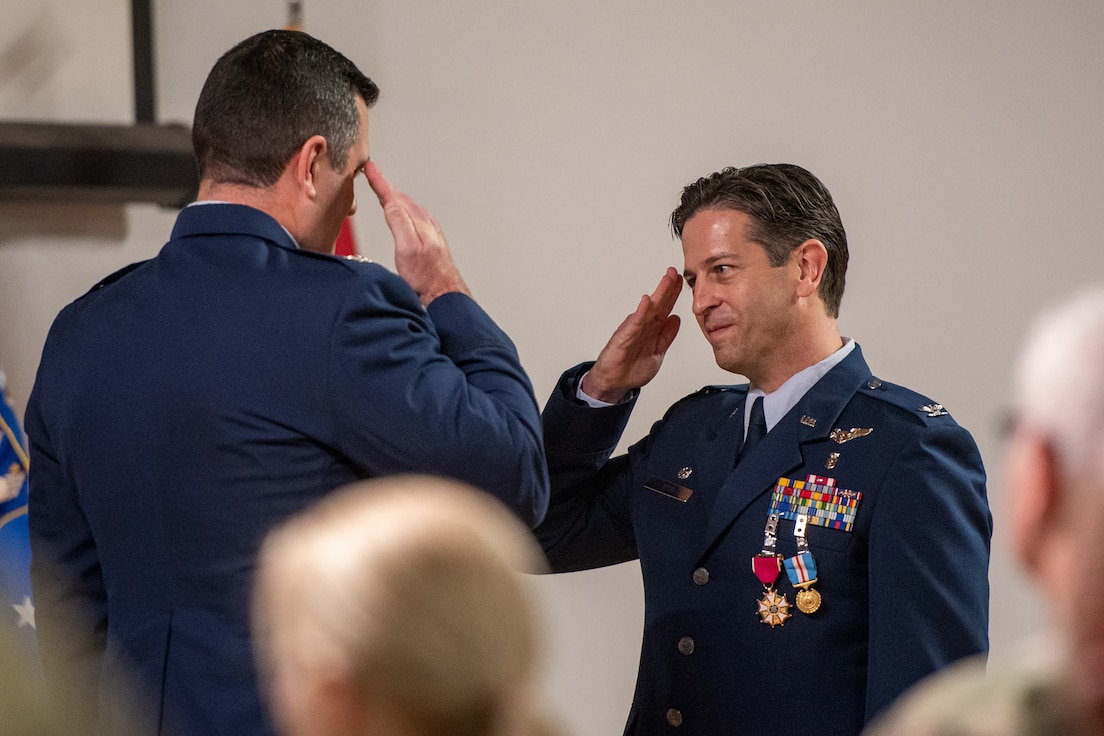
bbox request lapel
[697,346,873,561]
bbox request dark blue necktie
[736,395,766,464]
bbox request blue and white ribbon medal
[783,514,822,614]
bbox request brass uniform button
[692,567,710,585]
[677,636,695,655]
[666,709,683,727]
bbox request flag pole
[286,1,303,31]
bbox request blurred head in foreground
[863,284,1104,736]
[252,475,555,736]
[1005,284,1104,731]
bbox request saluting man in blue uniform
[26,30,548,736]
[535,164,991,736]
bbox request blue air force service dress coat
[26,203,549,736]
[535,346,990,736]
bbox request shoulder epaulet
[860,375,955,423]
[82,260,149,296]
[669,384,743,409]
[697,384,742,395]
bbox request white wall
[2,2,1103,734]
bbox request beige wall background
[2,1,1102,734]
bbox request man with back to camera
[25,29,549,736]
[534,163,991,735]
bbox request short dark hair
[670,164,849,317]
[192,30,380,188]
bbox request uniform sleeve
[533,363,641,572]
[330,275,549,526]
[25,381,107,727]
[864,420,991,722]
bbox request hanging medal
[752,513,791,627]
[783,514,822,614]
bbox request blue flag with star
[0,372,38,668]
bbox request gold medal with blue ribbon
[784,516,821,614]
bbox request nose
[691,279,718,317]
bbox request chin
[711,350,746,376]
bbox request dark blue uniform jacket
[26,203,549,736]
[537,347,990,736]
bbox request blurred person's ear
[314,671,362,736]
[1008,427,1064,578]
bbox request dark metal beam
[0,121,198,208]
[131,0,155,123]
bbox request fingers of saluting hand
[650,266,683,317]
[364,162,444,248]
[587,269,682,400]
[653,268,683,352]
[630,266,683,330]
[610,271,682,365]
[364,161,393,205]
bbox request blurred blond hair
[253,475,558,736]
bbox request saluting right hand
[365,161,470,308]
[581,267,683,404]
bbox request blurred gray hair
[1013,284,1104,482]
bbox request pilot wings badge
[829,427,873,444]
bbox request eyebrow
[683,253,738,280]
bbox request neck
[197,180,277,210]
[196,179,302,241]
[751,321,843,394]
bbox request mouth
[700,327,733,351]
[703,321,734,339]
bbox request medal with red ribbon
[753,513,791,627]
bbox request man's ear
[292,134,329,201]
[793,239,828,300]
[1008,428,1064,574]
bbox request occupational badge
[829,427,873,444]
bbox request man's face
[681,208,800,382]
[300,96,371,253]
